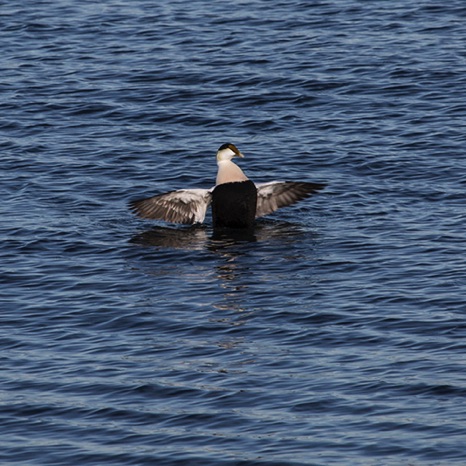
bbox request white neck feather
[216,160,249,185]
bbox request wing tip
[128,198,145,217]
[294,181,327,193]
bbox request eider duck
[130,143,325,229]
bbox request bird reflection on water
[129,220,309,251]
[129,224,211,251]
[128,219,318,319]
[128,220,317,325]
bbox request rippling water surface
[2,1,466,464]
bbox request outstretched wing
[255,181,325,218]
[129,188,212,224]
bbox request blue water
[2,1,466,464]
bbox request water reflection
[129,224,210,250]
[129,220,307,251]
[129,220,314,317]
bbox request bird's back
[211,180,257,229]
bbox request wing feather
[129,188,212,225]
[255,181,325,218]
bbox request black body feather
[211,180,257,228]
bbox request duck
[129,143,325,229]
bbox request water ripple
[2,0,466,464]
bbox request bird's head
[216,143,244,162]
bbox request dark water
[2,1,466,464]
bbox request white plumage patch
[130,188,212,225]
[216,160,249,185]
